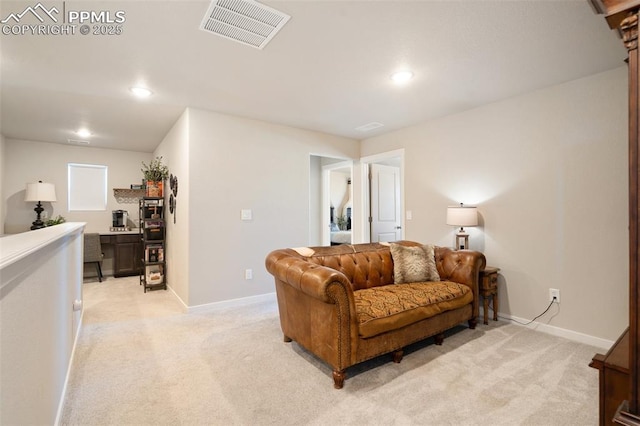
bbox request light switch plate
[241,209,252,221]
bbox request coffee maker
[112,210,128,229]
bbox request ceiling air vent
[67,139,90,145]
[355,122,385,132]
[200,0,290,49]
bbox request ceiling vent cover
[67,139,90,145]
[200,0,290,49]
[356,122,385,132]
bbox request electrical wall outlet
[245,269,253,280]
[549,288,560,304]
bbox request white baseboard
[165,284,276,314]
[498,311,614,351]
[172,289,614,350]
[188,292,276,314]
[165,284,189,313]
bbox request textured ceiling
[0,0,627,152]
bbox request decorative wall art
[169,174,178,224]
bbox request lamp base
[455,232,469,250]
[30,202,45,230]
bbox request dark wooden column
[625,12,640,415]
[591,0,640,419]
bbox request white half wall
[361,67,629,342]
[1,223,84,425]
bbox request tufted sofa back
[287,241,483,292]
[304,243,394,290]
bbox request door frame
[359,149,405,243]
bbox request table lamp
[25,181,57,230]
[446,203,478,250]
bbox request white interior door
[370,163,401,242]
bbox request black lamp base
[30,201,45,230]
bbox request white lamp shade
[446,206,478,227]
[25,182,57,202]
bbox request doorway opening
[360,149,405,243]
[309,155,353,246]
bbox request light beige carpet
[61,276,600,425]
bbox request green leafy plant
[141,156,169,182]
[336,215,348,230]
[45,215,66,226]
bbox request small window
[68,163,108,211]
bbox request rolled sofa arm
[265,249,354,303]
[435,247,486,287]
[434,246,486,321]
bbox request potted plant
[141,156,169,197]
[45,215,66,226]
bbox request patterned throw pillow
[389,243,440,284]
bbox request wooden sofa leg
[333,370,346,389]
[393,349,404,363]
[435,333,445,345]
[468,318,477,330]
[283,335,292,342]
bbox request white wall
[187,108,360,307]
[154,110,190,305]
[3,139,152,234]
[361,67,629,342]
[309,155,322,246]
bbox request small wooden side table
[479,266,500,325]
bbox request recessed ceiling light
[76,128,91,138]
[390,70,414,85]
[130,86,153,98]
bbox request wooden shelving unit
[139,197,167,292]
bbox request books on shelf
[145,245,164,263]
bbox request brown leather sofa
[265,240,486,389]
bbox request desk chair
[84,233,104,282]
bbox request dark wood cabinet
[114,234,143,277]
[591,329,630,424]
[100,234,143,277]
[591,1,640,422]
